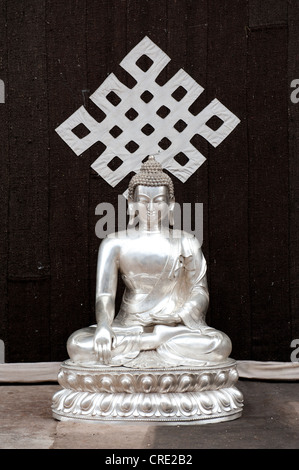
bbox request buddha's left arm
[178,237,209,329]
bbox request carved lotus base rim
[61,357,237,371]
[52,360,243,424]
[52,386,243,424]
[57,359,239,394]
[53,413,243,426]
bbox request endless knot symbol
[56,36,240,188]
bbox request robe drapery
[114,231,209,330]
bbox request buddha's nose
[148,201,155,212]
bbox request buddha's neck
[138,221,170,235]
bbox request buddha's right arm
[95,294,115,326]
[95,237,120,327]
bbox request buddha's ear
[169,198,175,211]
[169,199,175,226]
[127,198,136,225]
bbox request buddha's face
[132,185,174,229]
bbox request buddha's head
[127,156,175,229]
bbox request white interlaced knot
[56,36,240,189]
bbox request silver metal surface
[52,361,243,424]
[53,158,243,424]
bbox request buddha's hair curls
[128,156,174,200]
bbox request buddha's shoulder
[98,233,124,252]
[106,229,141,241]
[99,230,139,249]
[106,230,129,240]
[171,229,202,249]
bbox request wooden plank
[125,0,168,52]
[6,0,51,362]
[206,0,251,359]
[7,0,50,281]
[46,0,90,361]
[288,0,299,344]
[247,25,290,361]
[86,0,129,322]
[184,0,209,273]
[164,0,210,304]
[166,0,207,209]
[0,0,9,355]
[7,280,51,362]
[249,0,287,28]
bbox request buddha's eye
[137,197,149,204]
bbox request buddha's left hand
[175,306,206,331]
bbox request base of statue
[52,355,243,425]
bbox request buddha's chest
[119,236,171,277]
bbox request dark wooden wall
[0,0,298,363]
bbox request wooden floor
[0,379,298,450]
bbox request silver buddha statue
[52,156,244,424]
[67,156,231,368]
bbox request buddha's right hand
[93,325,116,365]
